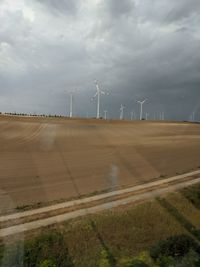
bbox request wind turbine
[120,104,125,120]
[66,90,77,118]
[159,111,164,121]
[130,111,133,120]
[137,99,147,120]
[130,110,135,120]
[91,80,108,119]
[192,112,195,121]
[104,110,108,120]
[69,92,73,118]
[162,111,165,121]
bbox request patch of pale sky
[22,6,35,22]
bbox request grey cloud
[139,0,200,25]
[0,9,32,48]
[95,0,135,33]
[103,0,135,17]
[0,0,200,120]
[164,0,200,23]
[34,0,79,15]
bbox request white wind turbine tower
[92,80,107,119]
[137,99,147,120]
[159,111,164,121]
[130,110,135,120]
[120,104,125,120]
[130,111,133,120]
[192,111,195,121]
[162,111,165,121]
[65,91,74,118]
[69,92,73,118]
[104,110,108,120]
[65,90,77,118]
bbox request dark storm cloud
[0,0,200,120]
[35,0,79,15]
[137,0,200,32]
[103,0,135,17]
[164,0,200,23]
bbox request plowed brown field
[0,115,200,212]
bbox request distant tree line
[0,112,65,118]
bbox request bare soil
[0,115,200,212]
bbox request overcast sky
[0,0,200,120]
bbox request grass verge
[1,182,200,266]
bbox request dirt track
[1,170,200,237]
[0,115,200,213]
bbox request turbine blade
[93,92,98,98]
